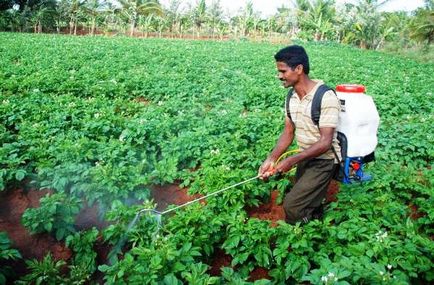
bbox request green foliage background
[0,33,433,284]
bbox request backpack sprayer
[286,83,380,184]
[334,84,380,183]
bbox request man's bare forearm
[277,127,335,171]
[267,118,295,162]
[268,132,293,161]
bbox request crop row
[0,33,433,284]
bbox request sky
[159,0,426,17]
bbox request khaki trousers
[283,158,336,224]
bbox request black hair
[274,45,310,75]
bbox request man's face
[276,61,301,88]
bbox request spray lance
[106,175,259,263]
[107,149,299,263]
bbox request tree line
[0,0,433,50]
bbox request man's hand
[258,158,276,180]
[274,156,297,174]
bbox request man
[258,45,340,224]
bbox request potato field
[0,33,433,284]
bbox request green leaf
[44,222,53,232]
[173,262,186,272]
[15,170,26,181]
[55,228,65,240]
[163,274,181,285]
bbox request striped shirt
[286,80,341,161]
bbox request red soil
[208,248,233,276]
[0,188,72,261]
[409,204,425,220]
[134,96,151,105]
[208,250,271,281]
[246,191,285,227]
[249,267,270,281]
[325,180,340,203]
[75,201,109,231]
[150,184,203,211]
[246,181,340,225]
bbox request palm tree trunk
[130,11,138,37]
[130,19,135,36]
[91,17,96,35]
[69,20,74,34]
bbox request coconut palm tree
[117,0,163,36]
[137,12,154,37]
[164,0,181,36]
[208,0,223,38]
[30,0,57,33]
[65,0,86,35]
[409,4,434,46]
[191,0,207,38]
[293,0,336,41]
[238,1,256,37]
[380,11,409,49]
[82,0,105,35]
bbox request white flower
[119,134,125,142]
[321,272,338,284]
[210,149,220,155]
[94,113,101,118]
[387,264,392,270]
[375,230,388,242]
[379,271,384,276]
[157,101,163,106]
[33,88,40,93]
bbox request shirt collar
[294,80,324,101]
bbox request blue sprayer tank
[335,84,380,183]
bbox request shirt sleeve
[319,90,340,128]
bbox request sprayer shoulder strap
[285,88,294,121]
[285,84,341,163]
[285,84,335,125]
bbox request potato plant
[0,33,433,284]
